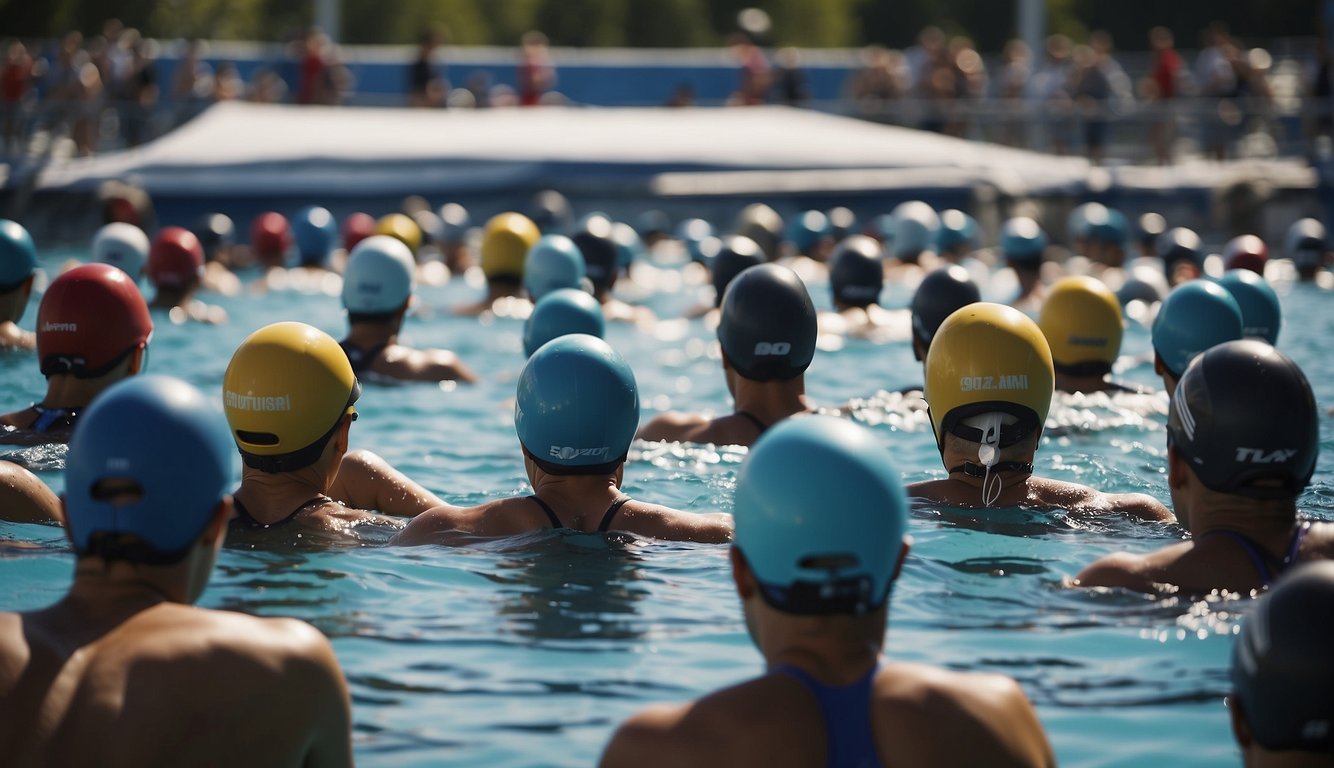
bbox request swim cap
[528,189,573,234]
[828,235,884,308]
[1167,340,1316,498]
[1066,202,1105,245]
[1085,206,1129,246]
[910,265,982,359]
[1284,218,1326,271]
[635,209,671,241]
[292,206,338,266]
[735,203,783,260]
[412,209,444,246]
[570,214,619,295]
[342,212,376,252]
[611,222,644,270]
[438,203,471,244]
[1232,562,1334,752]
[523,288,606,357]
[515,333,637,474]
[1001,216,1048,266]
[1223,234,1268,275]
[1217,270,1281,344]
[826,207,858,241]
[524,234,585,302]
[936,209,978,254]
[222,322,360,473]
[1038,276,1123,377]
[65,375,234,564]
[343,235,415,315]
[1135,212,1167,250]
[1156,227,1204,269]
[481,212,540,284]
[251,212,291,264]
[193,213,235,262]
[925,302,1054,451]
[147,226,205,290]
[735,415,907,615]
[375,212,423,256]
[710,235,764,307]
[1151,280,1243,379]
[890,201,940,262]
[784,210,831,256]
[0,219,36,291]
[719,263,817,382]
[91,222,149,279]
[38,264,152,379]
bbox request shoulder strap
[735,410,768,436]
[598,495,632,533]
[528,495,563,529]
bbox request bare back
[636,411,766,447]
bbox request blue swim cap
[523,234,585,302]
[1156,226,1204,269]
[1087,207,1129,246]
[343,235,415,315]
[515,334,638,474]
[570,214,619,295]
[1135,212,1167,249]
[1001,216,1048,266]
[438,203,471,244]
[784,210,831,256]
[719,263,817,381]
[910,265,982,360]
[0,219,38,290]
[65,375,235,564]
[1232,562,1334,753]
[1066,202,1104,244]
[91,222,150,279]
[890,201,940,262]
[1217,270,1281,345]
[710,235,764,307]
[936,209,978,254]
[523,288,605,357]
[292,206,337,267]
[1151,279,1243,379]
[828,235,884,308]
[735,416,907,615]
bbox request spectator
[517,30,555,107]
[1027,34,1075,155]
[847,46,905,122]
[170,38,211,126]
[408,28,447,108]
[772,46,808,107]
[122,35,158,148]
[1143,26,1183,164]
[1196,22,1240,160]
[995,38,1031,147]
[1,40,33,153]
[212,61,243,102]
[729,31,770,106]
[296,28,328,106]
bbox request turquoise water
[2,248,1332,767]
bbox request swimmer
[0,219,38,351]
[1133,212,1167,261]
[1222,234,1269,276]
[821,235,901,339]
[249,211,293,272]
[638,263,818,447]
[909,302,1173,520]
[734,202,783,261]
[601,416,1056,768]
[527,189,574,235]
[90,221,150,280]
[936,208,979,262]
[1076,341,1333,595]
[1151,279,1243,394]
[223,322,445,534]
[1038,276,1141,394]
[374,212,423,263]
[341,211,376,254]
[1157,226,1205,286]
[0,375,353,766]
[1000,216,1049,314]
[1228,562,1334,763]
[908,264,982,379]
[571,213,655,324]
[523,288,605,357]
[1284,218,1330,282]
[454,212,539,317]
[437,203,473,274]
[781,209,834,265]
[683,235,762,321]
[1217,269,1281,344]
[0,459,60,522]
[393,334,732,545]
[292,205,340,272]
[192,212,243,295]
[1082,205,1130,270]
[887,200,941,268]
[339,236,476,383]
[523,233,585,302]
[146,227,227,324]
[0,264,151,441]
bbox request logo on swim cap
[1172,380,1196,440]
[42,321,78,332]
[958,375,1029,392]
[550,445,610,461]
[224,391,293,412]
[753,341,792,356]
[1235,447,1300,464]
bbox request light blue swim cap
[91,222,150,279]
[343,235,415,314]
[65,375,235,563]
[523,288,605,357]
[889,201,940,262]
[1217,270,1281,345]
[0,219,38,288]
[936,209,978,254]
[1151,279,1243,379]
[784,210,831,255]
[1001,216,1048,265]
[524,234,586,302]
[515,334,638,473]
[735,415,907,615]
[292,205,337,266]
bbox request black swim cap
[828,235,884,308]
[1157,227,1204,269]
[570,215,619,295]
[193,213,235,262]
[1232,562,1334,752]
[1135,212,1166,249]
[1167,340,1318,499]
[735,203,783,260]
[910,265,981,360]
[711,236,764,308]
[719,264,817,382]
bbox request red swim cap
[38,264,152,378]
[147,226,205,289]
[1224,234,1269,276]
[342,212,376,252]
[251,212,291,264]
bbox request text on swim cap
[959,375,1029,391]
[753,342,791,356]
[1235,447,1298,464]
[41,321,77,332]
[224,391,292,412]
[550,446,609,461]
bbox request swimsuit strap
[339,340,389,375]
[1200,529,1282,587]
[232,494,334,529]
[734,410,769,436]
[528,495,564,529]
[1283,521,1313,568]
[769,661,882,768]
[29,404,78,433]
[598,494,632,533]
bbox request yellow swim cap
[375,213,423,256]
[223,321,360,473]
[1038,276,1123,377]
[481,212,540,283]
[925,302,1054,452]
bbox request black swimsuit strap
[232,494,334,529]
[735,410,769,436]
[528,495,564,529]
[339,340,389,375]
[598,495,632,533]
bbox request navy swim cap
[735,203,783,260]
[1152,280,1243,379]
[735,416,907,615]
[910,265,981,359]
[65,375,234,564]
[1232,562,1334,752]
[1135,212,1167,249]
[1156,227,1204,269]
[710,235,764,308]
[828,235,884,308]
[193,213,236,262]
[292,206,337,266]
[570,214,619,295]
[515,334,638,475]
[718,264,817,382]
[523,234,585,302]
[890,201,940,263]
[1284,218,1327,271]
[1217,270,1281,345]
[1167,340,1317,499]
[826,207,858,241]
[523,288,605,357]
[0,219,37,290]
[635,209,671,241]
[528,189,574,234]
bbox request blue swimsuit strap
[769,661,881,768]
[30,404,78,433]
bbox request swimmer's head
[936,209,978,256]
[570,214,620,297]
[0,219,37,291]
[910,265,981,361]
[1167,340,1316,499]
[38,264,152,380]
[523,234,585,303]
[292,206,338,267]
[341,212,377,253]
[527,189,573,235]
[826,207,858,240]
[611,221,644,272]
[222,322,360,474]
[1284,218,1327,274]
[734,203,783,260]
[1037,275,1123,379]
[192,213,235,263]
[438,203,471,245]
[523,288,605,357]
[1217,270,1281,345]
[710,235,764,308]
[734,416,907,615]
[635,209,672,243]
[147,227,205,291]
[828,235,884,308]
[92,222,150,279]
[1000,216,1048,269]
[412,209,444,248]
[375,212,423,257]
[65,375,234,565]
[1156,226,1204,272]
[1135,212,1167,252]
[481,212,541,287]
[250,212,292,267]
[889,201,940,263]
[342,235,415,318]
[784,210,831,258]
[1231,562,1334,754]
[718,263,817,382]
[1151,279,1243,381]
[515,334,637,475]
[1066,202,1106,246]
[1223,234,1269,276]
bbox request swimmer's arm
[0,461,60,523]
[600,703,709,768]
[327,449,446,517]
[377,348,478,384]
[634,412,709,443]
[625,506,734,544]
[390,501,513,545]
[1103,492,1176,523]
[279,621,354,768]
[1072,551,1157,593]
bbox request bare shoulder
[602,681,783,768]
[617,500,734,544]
[0,461,60,523]
[635,411,711,442]
[392,497,537,545]
[1030,478,1174,522]
[906,478,955,502]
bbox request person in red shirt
[1145,26,1182,165]
[1,40,33,152]
[296,28,328,106]
[517,31,554,107]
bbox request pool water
[2,248,1332,767]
